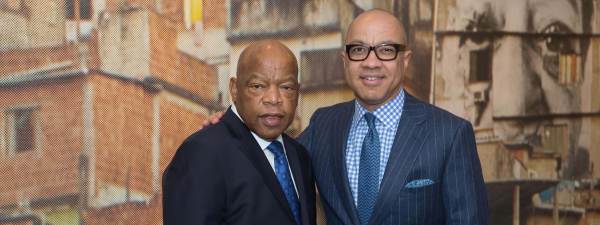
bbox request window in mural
[469,48,492,83]
[558,53,582,85]
[66,0,92,20]
[4,108,36,154]
[540,124,568,156]
[300,48,345,89]
[409,0,433,23]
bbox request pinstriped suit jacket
[298,92,489,225]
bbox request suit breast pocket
[399,181,439,201]
[396,182,444,224]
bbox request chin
[256,129,284,140]
[358,94,386,104]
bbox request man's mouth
[360,75,384,85]
[259,113,284,127]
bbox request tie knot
[267,141,284,157]
[364,113,377,129]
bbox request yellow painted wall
[46,207,79,225]
[298,88,354,131]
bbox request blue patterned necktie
[357,113,380,225]
[267,141,302,225]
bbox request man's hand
[199,111,224,130]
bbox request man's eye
[539,22,581,83]
[281,85,296,91]
[351,47,367,53]
[378,47,395,54]
[250,84,264,89]
[542,23,576,54]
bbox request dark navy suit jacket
[298,92,489,225]
[163,108,316,225]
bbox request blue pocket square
[405,179,435,188]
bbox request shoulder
[407,94,470,129]
[406,97,475,151]
[174,122,233,159]
[187,122,230,143]
[163,123,234,194]
[429,104,469,126]
[311,100,354,121]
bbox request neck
[358,101,379,112]
[357,88,403,112]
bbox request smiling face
[342,10,412,112]
[230,40,299,140]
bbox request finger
[209,111,224,124]
[199,119,211,129]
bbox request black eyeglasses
[345,43,406,61]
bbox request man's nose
[262,86,282,105]
[360,49,383,68]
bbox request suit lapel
[330,102,362,225]
[369,93,430,225]
[222,108,297,224]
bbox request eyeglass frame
[345,43,407,61]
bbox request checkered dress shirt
[346,89,405,206]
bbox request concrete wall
[0,0,65,50]
[98,8,151,78]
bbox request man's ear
[402,50,412,69]
[229,77,238,103]
[340,50,348,69]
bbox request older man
[201,9,489,225]
[298,9,489,225]
[163,40,316,225]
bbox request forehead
[346,15,404,44]
[243,57,297,80]
[529,0,580,32]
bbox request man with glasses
[201,9,489,225]
[297,9,489,225]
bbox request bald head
[236,40,298,83]
[229,40,299,140]
[346,9,407,44]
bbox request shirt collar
[231,104,284,151]
[352,89,405,129]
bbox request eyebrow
[246,72,298,83]
[275,75,299,84]
[529,0,580,33]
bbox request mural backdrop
[0,0,598,224]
